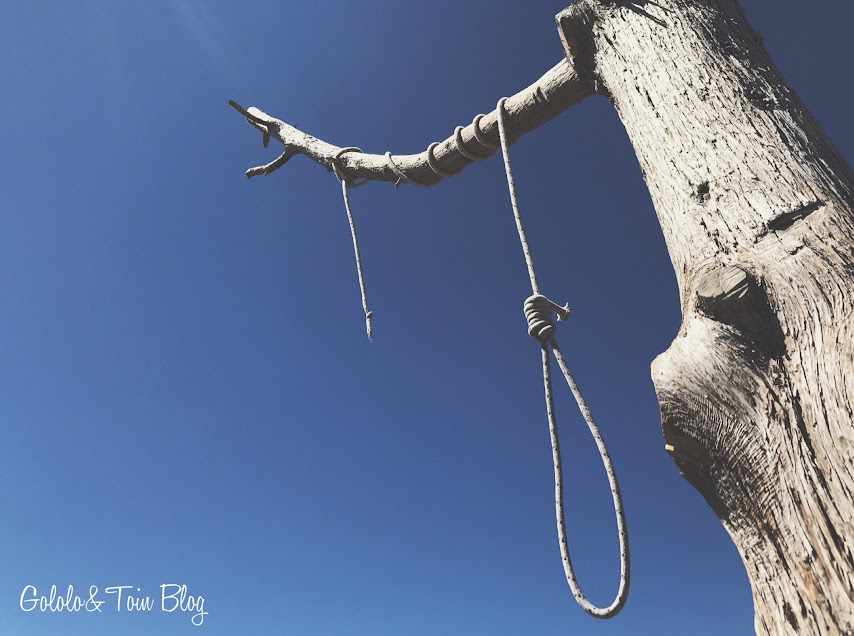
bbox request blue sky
[1,1,852,634]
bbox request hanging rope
[496,97,630,618]
[330,127,497,337]
[331,147,374,340]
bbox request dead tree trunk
[556,1,854,633]
[231,1,854,632]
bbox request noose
[495,97,630,618]
[328,102,630,618]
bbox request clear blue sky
[1,1,852,635]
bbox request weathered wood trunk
[558,1,854,633]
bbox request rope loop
[331,147,370,189]
[496,95,630,619]
[386,151,421,188]
[524,294,571,342]
[427,142,455,179]
[454,125,488,161]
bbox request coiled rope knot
[524,294,571,342]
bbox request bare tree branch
[230,58,594,186]
[245,147,298,178]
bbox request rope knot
[330,147,370,189]
[524,294,571,342]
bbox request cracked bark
[556,1,854,633]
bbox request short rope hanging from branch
[495,97,630,619]
[331,147,374,340]
[327,124,502,338]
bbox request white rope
[385,151,419,188]
[496,97,630,619]
[381,116,501,188]
[332,148,374,340]
[454,126,487,161]
[473,113,501,151]
[427,142,455,178]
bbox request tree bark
[556,1,854,633]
